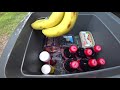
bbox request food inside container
[79,31,95,48]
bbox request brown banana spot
[67,22,71,29]
[67,12,76,29]
[71,12,75,20]
[73,12,76,16]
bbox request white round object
[41,64,51,75]
[39,51,51,62]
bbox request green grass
[0,12,28,36]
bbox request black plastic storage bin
[1,12,120,78]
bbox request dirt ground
[0,35,9,58]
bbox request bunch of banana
[31,12,65,30]
[31,12,78,37]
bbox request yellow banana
[31,12,65,30]
[42,12,78,37]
